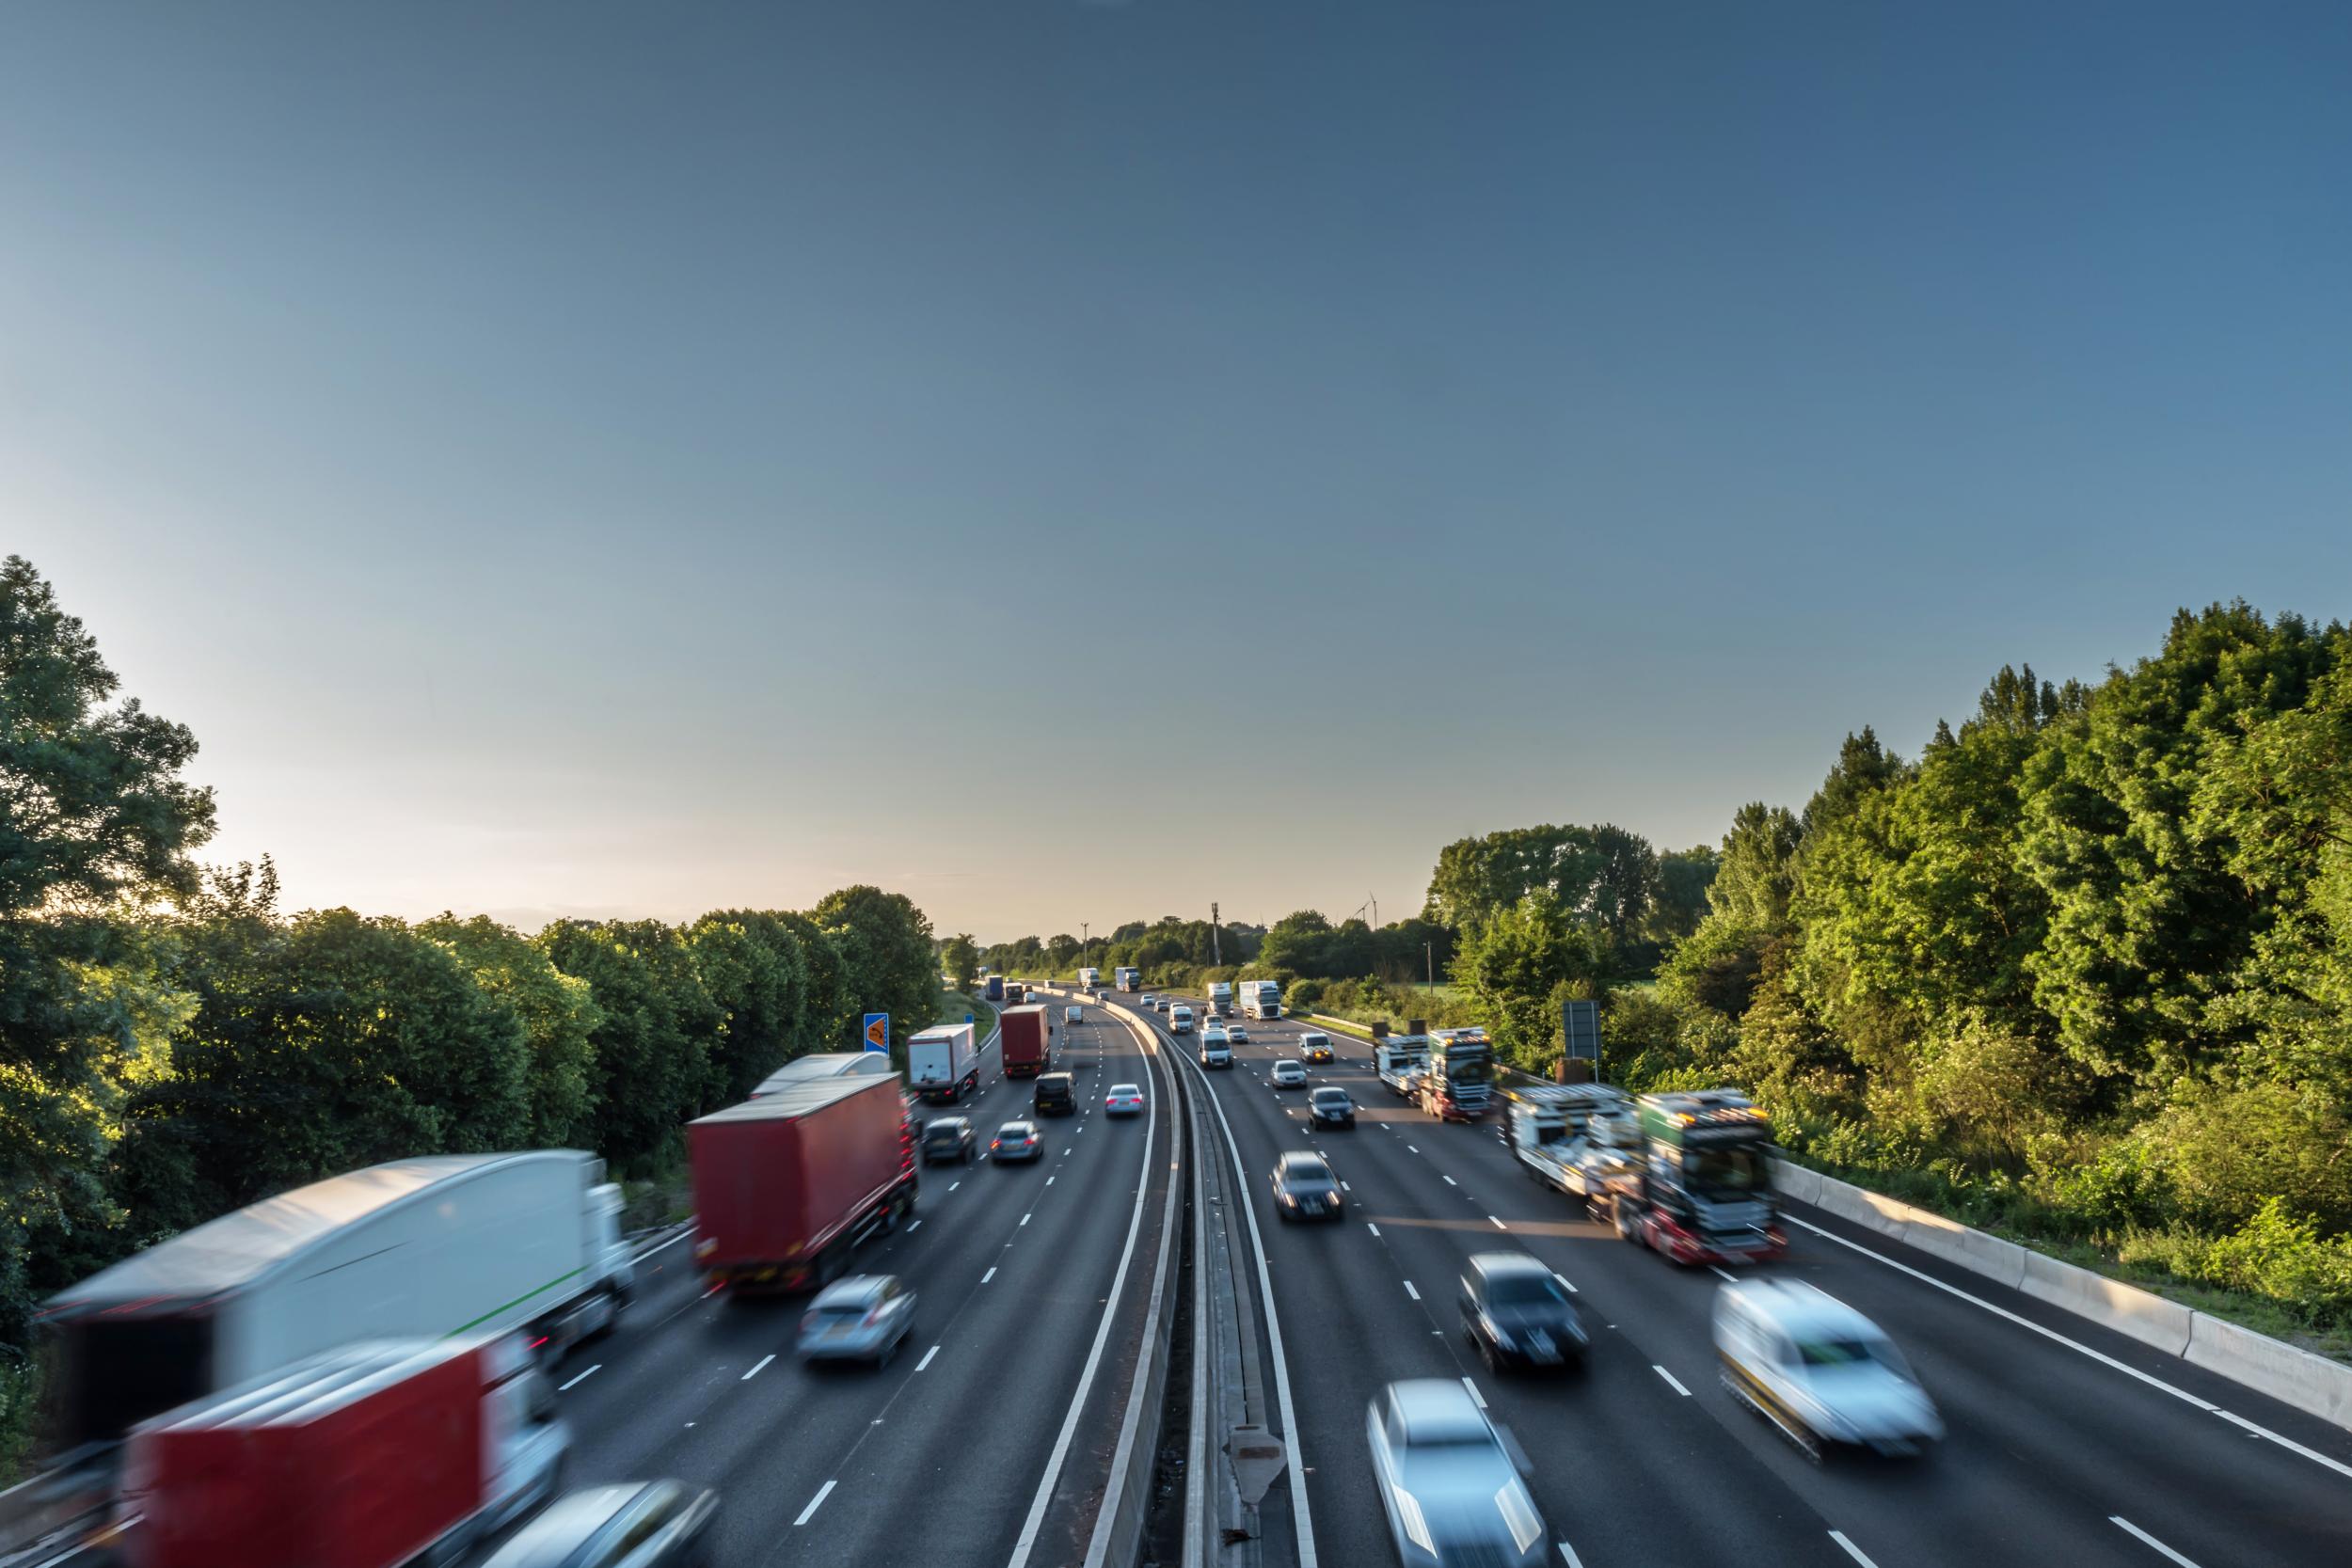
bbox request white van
[1168,1004,1194,1036]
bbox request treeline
[1452,605,2352,1334]
[977,915,1267,983]
[0,557,939,1360]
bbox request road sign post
[1562,999,1601,1082]
[863,1012,890,1054]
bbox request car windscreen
[1484,1275,1567,1307]
[1797,1335,1908,1375]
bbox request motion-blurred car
[920,1117,976,1165]
[1299,1033,1334,1063]
[1365,1380,1547,1568]
[480,1481,719,1568]
[1105,1083,1147,1117]
[1713,1279,1943,1459]
[1309,1086,1356,1129]
[1227,1021,1250,1042]
[797,1274,916,1367]
[1270,1151,1343,1221]
[1270,1059,1307,1089]
[1458,1252,1586,1373]
[993,1120,1043,1162]
[1064,1005,1083,1024]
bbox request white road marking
[741,1354,774,1381]
[1709,1265,1736,1282]
[949,1181,961,1191]
[793,1479,836,1527]
[1488,1215,1508,1230]
[1403,1280,1421,1301]
[1340,1180,1351,1191]
[1828,1531,1881,1568]
[700,1281,724,1299]
[1461,1375,1486,1408]
[2109,1517,2202,1567]
[1442,1175,1457,1186]
[1552,1272,1578,1293]
[906,1220,921,1232]
[558,1364,601,1391]
[1785,1214,2352,1481]
[982,1266,997,1283]
[916,1344,940,1371]
[1407,1145,1420,1154]
[1367,1223,1381,1237]
[1557,1544,1586,1568]
[1653,1364,1692,1397]
[633,1228,693,1261]
[1047,1176,1057,1186]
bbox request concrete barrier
[1898,1204,2031,1291]
[2017,1249,2195,1355]
[1813,1174,1913,1243]
[2185,1312,2352,1430]
[1774,1160,1823,1207]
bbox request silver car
[1366,1379,1549,1567]
[797,1274,917,1367]
[1713,1279,1943,1458]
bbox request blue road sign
[863,1012,890,1053]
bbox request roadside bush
[2119,1200,2352,1330]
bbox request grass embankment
[939,986,999,1038]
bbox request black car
[920,1117,976,1164]
[1033,1071,1076,1117]
[1270,1151,1343,1222]
[1308,1086,1356,1129]
[1458,1252,1588,1373]
[481,1481,719,1568]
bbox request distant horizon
[10,4,2350,944]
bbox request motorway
[1129,992,2352,1568]
[542,996,1175,1568]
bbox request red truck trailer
[691,1073,917,1292]
[119,1337,564,1568]
[998,1004,1052,1079]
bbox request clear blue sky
[7,3,2349,942]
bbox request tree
[538,919,716,1173]
[813,885,937,1059]
[688,911,809,1102]
[1802,727,1907,843]
[422,912,601,1147]
[942,932,979,991]
[1645,846,1719,943]
[1,556,216,1345]
[1452,898,1607,1069]
[1707,804,1803,930]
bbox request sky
[7,2,2351,943]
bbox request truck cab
[1422,1028,1493,1120]
[1604,1089,1787,1266]
[1206,982,1233,1018]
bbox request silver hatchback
[797,1274,917,1367]
[1366,1379,1548,1566]
[1713,1278,1942,1458]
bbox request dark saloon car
[1458,1252,1587,1373]
[1309,1087,1357,1129]
[1270,1151,1344,1222]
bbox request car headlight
[1279,1193,1296,1205]
[1391,1485,1435,1554]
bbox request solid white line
[1828,1531,1881,1568]
[982,1266,997,1283]
[1653,1364,1692,1397]
[1783,1214,2352,1481]
[793,1479,836,1527]
[1461,1375,1486,1408]
[916,1344,940,1371]
[1006,1003,1169,1568]
[1404,1280,1421,1301]
[1557,1544,1585,1568]
[558,1364,601,1391]
[2109,1517,2202,1567]
[633,1228,693,1261]
[1710,1265,1736,1282]
[740,1354,774,1381]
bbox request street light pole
[1426,942,1434,994]
[1082,922,1089,978]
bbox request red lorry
[691,1071,918,1292]
[117,1336,564,1568]
[998,1003,1053,1080]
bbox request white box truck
[1077,967,1102,989]
[1115,966,1141,992]
[40,1151,633,1456]
[907,1022,981,1103]
[1240,979,1282,1019]
[1206,981,1233,1017]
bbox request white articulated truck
[908,1022,982,1103]
[39,1151,633,1459]
[1114,966,1141,992]
[1077,967,1102,989]
[1239,979,1282,1019]
[1206,981,1233,1018]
